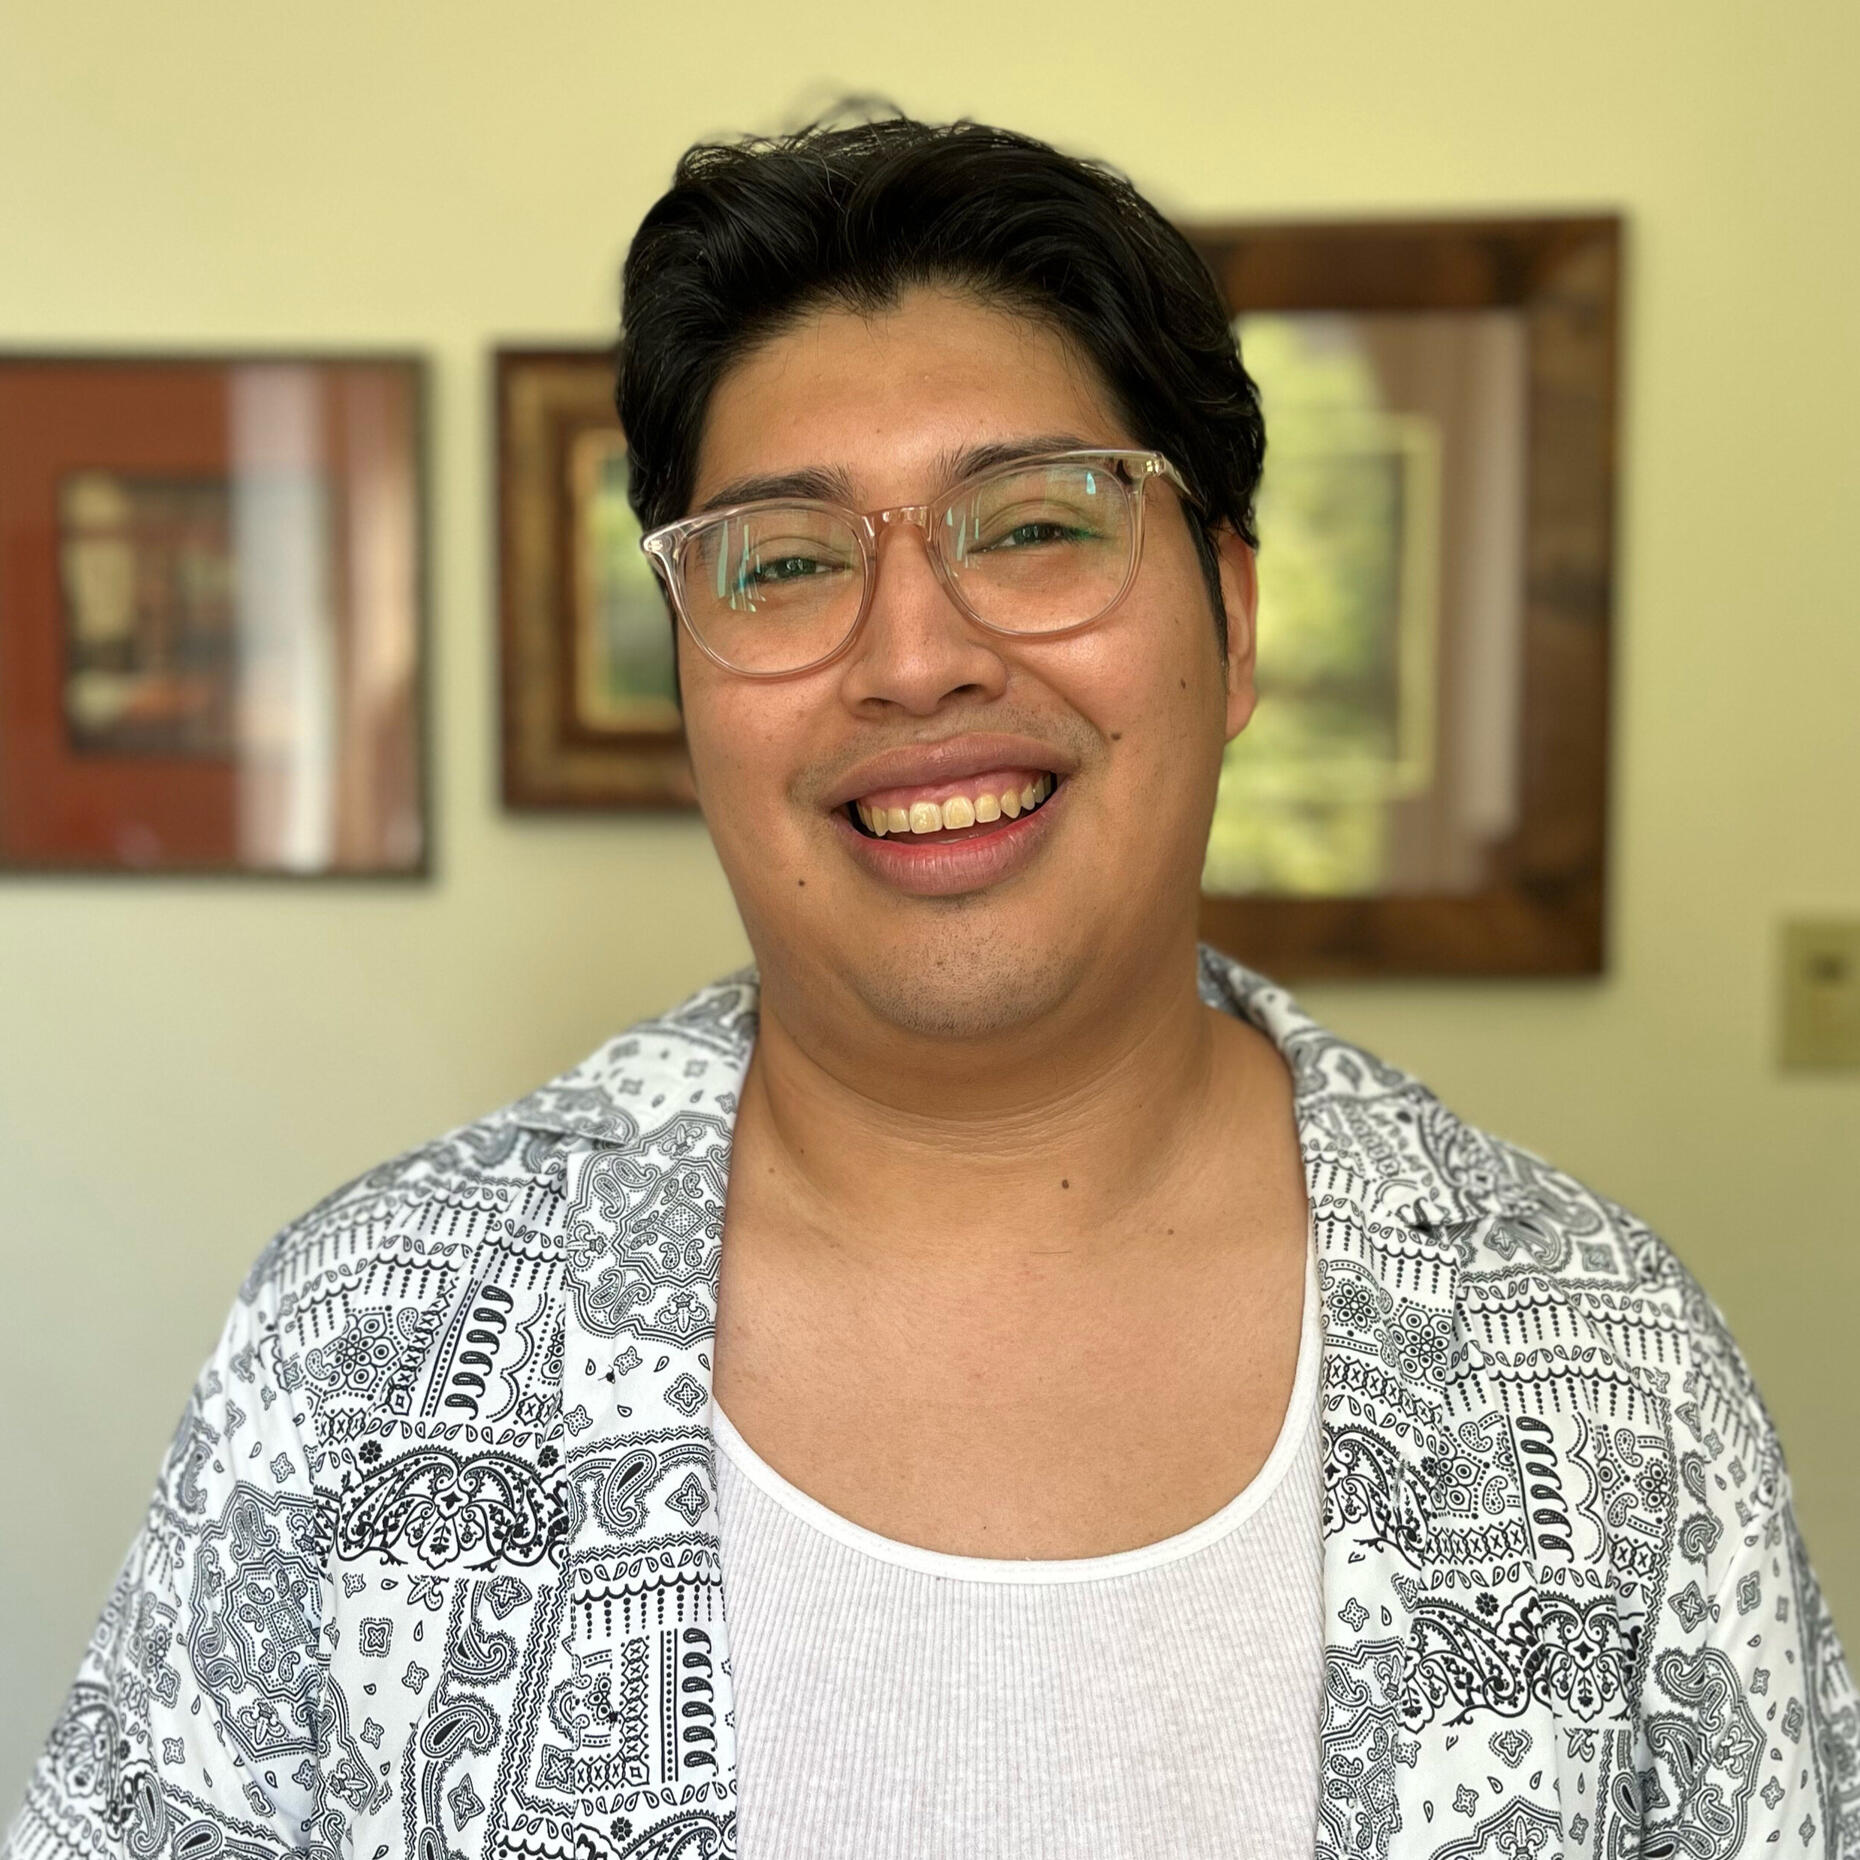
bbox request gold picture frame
[497,347,694,809]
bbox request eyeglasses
[639,447,1193,679]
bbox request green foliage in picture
[576,434,679,729]
[1203,315,1439,897]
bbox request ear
[1214,526,1259,742]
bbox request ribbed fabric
[712,1236,1323,1859]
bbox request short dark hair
[616,111,1264,650]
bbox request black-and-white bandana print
[8,950,1856,1860]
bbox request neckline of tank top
[709,1212,1320,1587]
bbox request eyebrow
[693,433,1097,515]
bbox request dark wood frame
[1191,216,1621,977]
[0,349,431,879]
[496,346,695,809]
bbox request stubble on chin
[826,910,1082,1043]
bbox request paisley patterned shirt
[8,951,1858,1860]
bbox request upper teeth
[858,775,1053,836]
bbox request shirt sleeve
[4,1274,330,1860]
[1646,1450,1860,1858]
[1758,1477,1860,1856]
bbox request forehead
[690,287,1135,508]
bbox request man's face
[680,286,1258,1043]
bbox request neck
[736,938,1281,1272]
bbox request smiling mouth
[845,773,1060,844]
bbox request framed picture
[0,353,427,876]
[1191,216,1621,976]
[496,347,693,809]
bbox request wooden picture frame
[0,352,428,876]
[496,347,694,809]
[1191,216,1621,977]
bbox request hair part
[617,111,1264,654]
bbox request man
[9,114,1856,1860]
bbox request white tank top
[711,1230,1324,1860]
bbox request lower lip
[832,785,1064,897]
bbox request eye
[717,535,857,608]
[982,519,1083,551]
[962,504,1104,558]
[957,476,1117,559]
[745,552,832,584]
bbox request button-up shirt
[8,950,1857,1859]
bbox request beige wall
[2,0,1855,1800]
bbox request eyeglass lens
[675,460,1138,674]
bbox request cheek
[682,681,812,860]
[1048,593,1222,752]
[683,693,754,828]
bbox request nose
[835,518,1008,717]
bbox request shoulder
[238,1103,573,1308]
[218,1102,575,1467]
[1340,1039,1774,1455]
[1315,1031,1789,1570]
[1397,1090,1773,1464]
[233,967,758,1442]
[242,968,759,1292]
[1202,948,1780,1481]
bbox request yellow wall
[2,0,1854,1795]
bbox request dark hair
[617,111,1264,650]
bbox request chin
[834,915,1083,1044]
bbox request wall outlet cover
[1779,919,1860,1071]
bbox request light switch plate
[1779,919,1860,1070]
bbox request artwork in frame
[0,353,427,875]
[496,347,693,809]
[1191,216,1621,976]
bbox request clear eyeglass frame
[637,447,1196,680]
